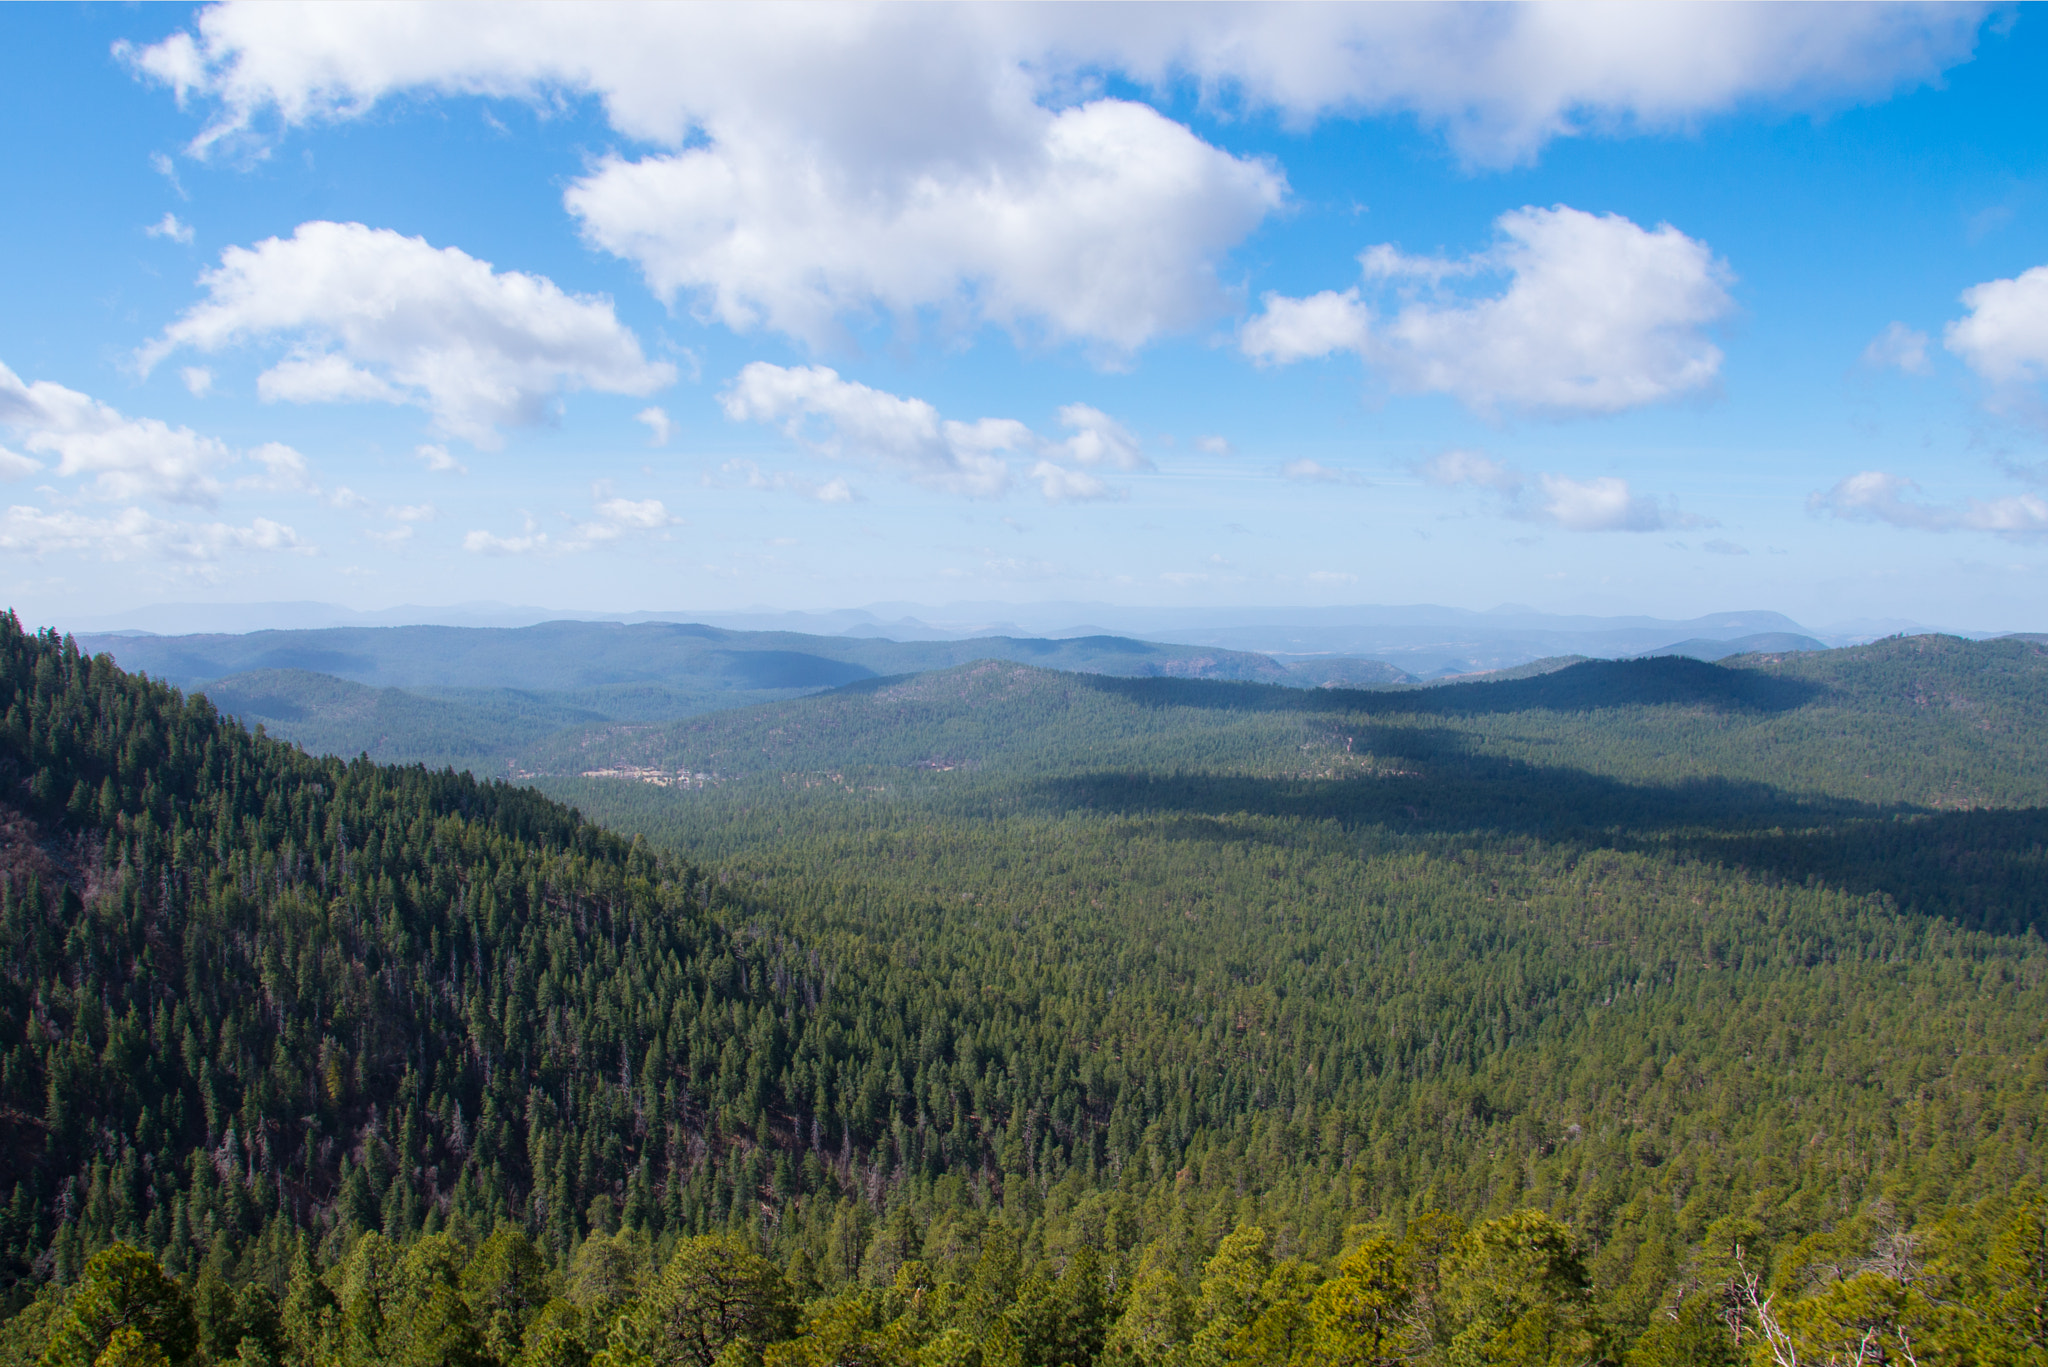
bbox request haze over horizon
[5,4,2048,633]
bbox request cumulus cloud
[1241,290,1372,367]
[147,212,195,245]
[1028,462,1116,503]
[1195,435,1234,457]
[415,443,467,475]
[1863,321,1931,374]
[0,360,349,571]
[1533,474,1673,532]
[125,6,1981,353]
[464,491,680,555]
[1945,265,2048,405]
[1044,405,1147,470]
[1421,449,1698,532]
[462,526,549,557]
[0,360,231,505]
[1091,5,1985,166]
[566,99,1281,353]
[181,366,215,397]
[124,9,1295,354]
[126,5,1981,167]
[720,362,1141,502]
[140,221,674,447]
[1244,206,1734,416]
[0,505,305,563]
[1810,470,2048,538]
[240,440,314,492]
[636,406,673,446]
[577,495,678,543]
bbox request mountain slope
[524,635,2048,810]
[77,621,1294,694]
[4,614,2046,1367]
[79,622,1314,772]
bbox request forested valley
[1,612,2043,1367]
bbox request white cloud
[712,459,859,505]
[722,362,1139,502]
[0,447,38,480]
[1810,470,2048,538]
[240,440,313,492]
[256,351,402,405]
[592,496,666,528]
[126,10,1292,354]
[566,99,1281,353]
[465,492,680,554]
[1703,538,1751,556]
[1241,290,1371,366]
[0,361,230,505]
[1046,405,1147,470]
[0,504,305,563]
[1094,5,1985,166]
[567,493,680,545]
[1029,462,1116,503]
[1420,449,1522,491]
[1945,264,2048,391]
[147,212,195,245]
[127,5,1981,167]
[415,443,467,475]
[636,405,673,446]
[141,221,674,447]
[150,151,187,199]
[1863,321,1931,374]
[1422,449,1696,532]
[462,527,550,556]
[1281,458,1354,485]
[126,6,1979,354]
[1196,435,1234,457]
[181,366,215,397]
[1534,474,1671,533]
[721,363,1012,498]
[1244,206,1734,416]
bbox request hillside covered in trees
[76,622,1402,776]
[0,613,2044,1366]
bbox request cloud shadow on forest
[1020,751,2048,940]
[1074,654,1825,717]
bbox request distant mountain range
[60,612,1861,777]
[65,598,1920,673]
[73,621,1343,772]
[63,597,1986,662]
[1635,631,1828,661]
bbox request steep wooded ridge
[0,614,2044,1367]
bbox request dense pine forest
[1,612,2044,1367]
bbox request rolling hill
[3,614,2044,1367]
[76,620,1300,693]
[78,621,1395,771]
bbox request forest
[0,611,2043,1367]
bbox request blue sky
[4,3,2047,631]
